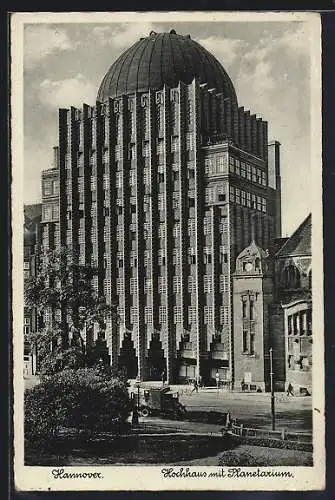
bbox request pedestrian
[287,382,294,396]
[161,369,166,386]
[191,378,199,394]
[241,379,245,392]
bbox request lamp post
[137,380,140,409]
[269,347,276,431]
[132,376,141,426]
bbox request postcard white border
[11,10,325,491]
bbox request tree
[25,367,131,448]
[24,247,118,374]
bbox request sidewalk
[168,384,311,402]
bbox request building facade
[232,241,275,392]
[23,204,42,375]
[275,215,312,395]
[40,157,60,252]
[36,29,295,386]
[232,214,312,394]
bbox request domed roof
[97,30,237,103]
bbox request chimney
[268,141,282,238]
[53,146,59,170]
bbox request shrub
[230,435,312,452]
[218,447,313,467]
[219,451,264,467]
[25,367,131,449]
[25,383,69,448]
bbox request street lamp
[136,377,141,408]
[269,347,276,431]
[132,376,141,426]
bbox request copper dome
[97,30,237,103]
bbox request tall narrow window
[250,333,255,354]
[293,314,298,335]
[115,114,121,142]
[186,99,192,128]
[282,265,301,289]
[242,300,247,318]
[143,107,149,138]
[250,300,254,320]
[242,330,248,353]
[128,110,135,137]
[171,103,178,131]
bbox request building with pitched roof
[232,214,312,394]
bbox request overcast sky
[23,18,314,236]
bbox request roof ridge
[275,213,311,257]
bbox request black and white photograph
[12,11,324,491]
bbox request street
[178,388,312,432]
[25,376,312,433]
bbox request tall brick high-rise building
[40,30,282,385]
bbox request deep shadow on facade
[23,30,312,394]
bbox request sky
[23,18,315,236]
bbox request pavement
[25,376,312,433]
[129,382,312,433]
[136,417,224,435]
[177,388,312,432]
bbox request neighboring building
[232,214,312,394]
[23,203,41,375]
[275,214,312,395]
[41,149,60,252]
[36,30,312,390]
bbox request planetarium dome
[97,30,237,104]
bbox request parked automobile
[130,386,187,419]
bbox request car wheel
[140,407,149,417]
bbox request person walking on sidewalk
[191,378,199,394]
[161,369,166,387]
[286,382,294,396]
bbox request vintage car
[130,385,187,419]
